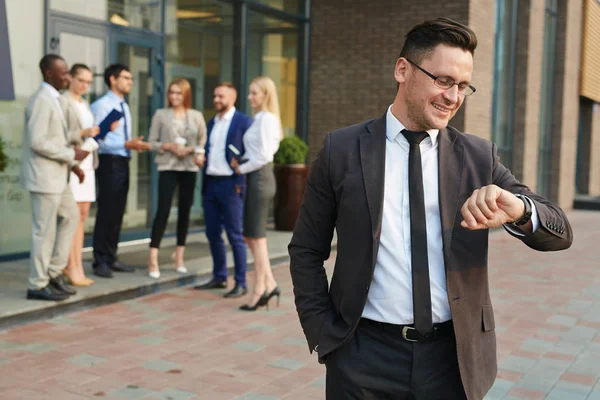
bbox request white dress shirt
[238,111,281,175]
[362,105,538,325]
[206,106,236,176]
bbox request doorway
[47,15,163,238]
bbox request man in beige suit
[21,54,89,301]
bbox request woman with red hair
[147,78,207,278]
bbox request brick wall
[512,0,545,190]
[307,0,476,161]
[465,0,495,141]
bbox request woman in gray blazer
[147,78,207,279]
[59,64,115,287]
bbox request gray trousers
[29,188,79,290]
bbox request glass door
[48,15,163,237]
[47,17,108,234]
[110,32,163,232]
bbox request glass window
[247,12,299,136]
[491,0,518,170]
[164,0,235,224]
[50,0,162,32]
[537,0,558,197]
[249,0,303,14]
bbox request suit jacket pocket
[482,304,495,332]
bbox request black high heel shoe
[266,287,281,308]
[239,291,269,311]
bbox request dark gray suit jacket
[288,112,573,400]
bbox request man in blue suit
[194,82,253,298]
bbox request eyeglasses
[406,59,476,96]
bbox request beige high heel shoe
[171,246,188,274]
[148,248,161,279]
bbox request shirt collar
[385,105,439,146]
[107,90,124,103]
[216,106,236,122]
[42,82,61,99]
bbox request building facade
[307,0,600,207]
[0,0,309,259]
[1,0,599,259]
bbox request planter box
[274,163,308,231]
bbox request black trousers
[325,319,467,400]
[150,170,197,248]
[93,155,129,267]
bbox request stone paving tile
[482,378,514,399]
[110,385,156,398]
[68,353,106,366]
[233,341,266,352]
[236,393,281,400]
[268,358,306,371]
[19,342,56,354]
[136,323,169,332]
[151,388,198,400]
[498,355,537,374]
[246,323,276,332]
[311,376,326,387]
[47,316,78,325]
[135,336,168,345]
[142,359,181,372]
[281,338,307,348]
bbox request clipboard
[95,108,124,141]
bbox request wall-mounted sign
[0,0,15,101]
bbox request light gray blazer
[148,108,207,172]
[58,93,99,169]
[20,85,75,194]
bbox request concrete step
[0,229,318,331]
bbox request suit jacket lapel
[438,127,464,263]
[227,112,239,146]
[42,88,69,140]
[361,114,387,242]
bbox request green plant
[274,135,309,165]
[0,137,7,173]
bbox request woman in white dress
[59,64,116,286]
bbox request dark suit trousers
[150,170,197,248]
[93,155,130,267]
[202,176,247,286]
[325,319,467,400]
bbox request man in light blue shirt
[90,64,150,278]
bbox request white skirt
[69,154,96,203]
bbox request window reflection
[164,0,235,224]
[50,0,162,32]
[247,12,298,136]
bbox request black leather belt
[206,174,235,180]
[99,154,130,161]
[360,318,454,343]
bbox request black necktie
[401,129,432,335]
[121,101,131,157]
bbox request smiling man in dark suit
[289,18,573,400]
[194,82,253,298]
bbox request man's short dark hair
[39,54,65,76]
[215,82,237,92]
[399,18,478,64]
[104,64,130,87]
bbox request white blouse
[238,111,281,175]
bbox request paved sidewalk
[0,228,299,330]
[0,210,598,399]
